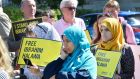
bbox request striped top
[0,69,9,79]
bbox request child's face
[100,25,112,42]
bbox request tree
[11,0,21,5]
[35,0,86,9]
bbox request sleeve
[42,57,64,79]
[7,31,21,52]
[0,13,20,52]
[80,18,86,30]
[0,13,12,39]
[125,24,137,45]
[55,56,97,79]
[120,46,135,79]
[54,20,61,36]
[55,70,92,79]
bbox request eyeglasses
[65,7,76,11]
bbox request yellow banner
[95,49,121,78]
[18,37,62,67]
[85,30,92,43]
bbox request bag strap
[122,23,127,42]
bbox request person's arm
[42,49,68,79]
[55,55,97,79]
[120,46,135,79]
[7,30,21,52]
[0,12,12,39]
[126,24,137,45]
[42,57,65,79]
[55,69,92,79]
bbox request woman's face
[100,25,113,42]
[62,36,74,54]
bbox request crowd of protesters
[0,0,136,79]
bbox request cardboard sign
[18,37,62,67]
[130,45,140,79]
[85,30,92,43]
[12,18,42,41]
[95,49,121,78]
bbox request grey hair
[60,0,78,9]
[21,0,35,7]
[21,0,26,6]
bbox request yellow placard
[85,30,92,43]
[95,49,121,78]
[18,37,62,67]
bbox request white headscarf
[32,22,61,41]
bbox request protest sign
[85,30,92,43]
[12,18,42,41]
[18,37,62,66]
[95,49,121,78]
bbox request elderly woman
[54,0,86,36]
[42,26,97,79]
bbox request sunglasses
[65,7,76,11]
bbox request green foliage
[3,4,23,22]
[36,0,86,9]
[11,0,21,5]
[53,9,62,19]
[78,0,87,6]
[76,9,102,16]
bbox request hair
[60,0,78,9]
[0,36,13,77]
[92,15,111,44]
[25,22,36,36]
[104,0,120,11]
[42,10,55,18]
[21,0,36,7]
